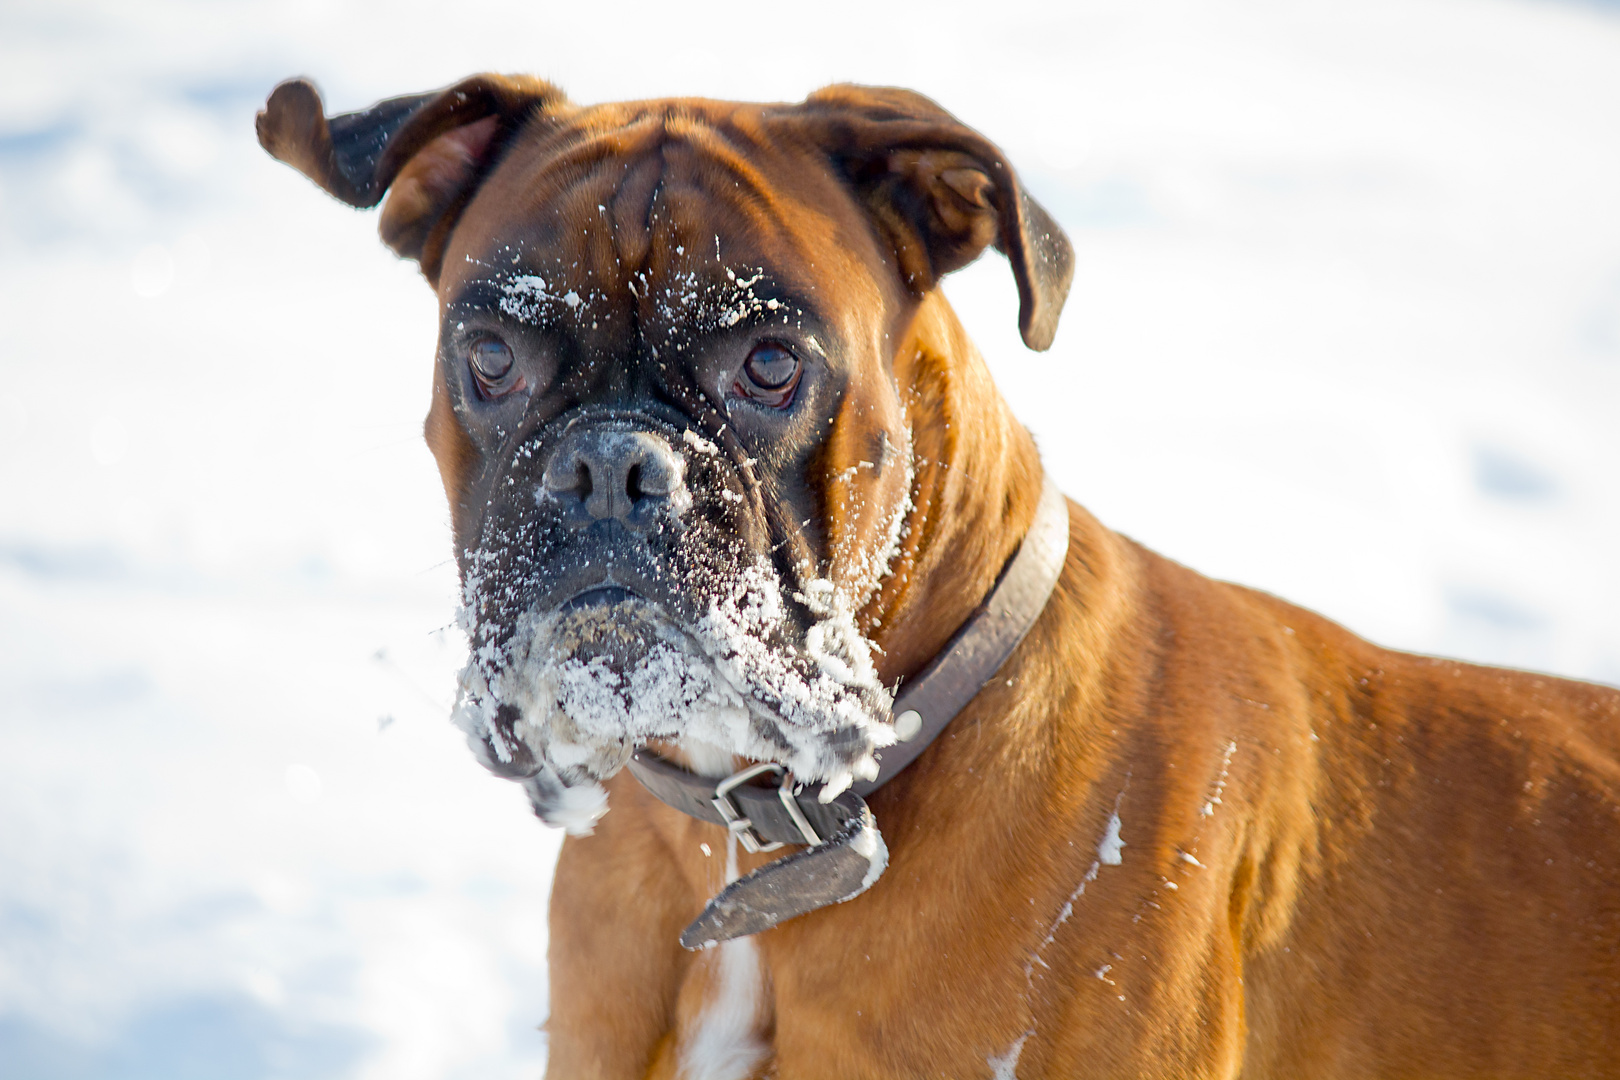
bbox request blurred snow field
[1,0,1618,1076]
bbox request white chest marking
[679,835,769,1080]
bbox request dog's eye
[469,337,524,399]
[743,342,798,388]
[735,341,802,408]
[471,337,514,380]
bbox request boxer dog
[259,74,1620,1079]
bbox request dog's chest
[675,837,771,1080]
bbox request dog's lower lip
[560,585,637,612]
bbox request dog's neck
[862,291,1047,688]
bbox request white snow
[542,776,611,837]
[640,260,805,348]
[988,1030,1032,1080]
[4,1,1619,1076]
[1097,810,1126,866]
[499,273,556,319]
[499,272,602,323]
[838,820,890,902]
[454,557,900,822]
[1202,740,1239,818]
[682,428,721,456]
[1023,787,1129,999]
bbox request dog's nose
[541,428,690,530]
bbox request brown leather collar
[630,475,1070,948]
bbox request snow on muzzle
[449,411,899,831]
[452,559,900,834]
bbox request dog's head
[259,75,1072,830]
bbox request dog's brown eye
[469,337,523,398]
[471,338,514,380]
[743,342,797,388]
[735,341,802,408]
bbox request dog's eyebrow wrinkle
[544,111,801,273]
[669,123,774,197]
[446,278,516,316]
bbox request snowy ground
[2,0,1618,1076]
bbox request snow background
[2,0,1617,1075]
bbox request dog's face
[434,103,919,822]
[257,78,1071,828]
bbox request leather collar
[630,474,1070,948]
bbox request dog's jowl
[261,74,1620,1080]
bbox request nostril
[542,427,687,525]
[633,447,681,497]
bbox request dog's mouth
[561,585,636,611]
[553,586,648,671]
[448,411,907,833]
[453,555,899,833]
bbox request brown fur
[514,102,1620,1079]
[548,378,1620,1077]
[261,77,1620,1078]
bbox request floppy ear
[788,84,1073,351]
[256,74,566,281]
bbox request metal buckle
[777,777,823,848]
[711,763,823,852]
[712,763,785,853]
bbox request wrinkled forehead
[439,100,891,346]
